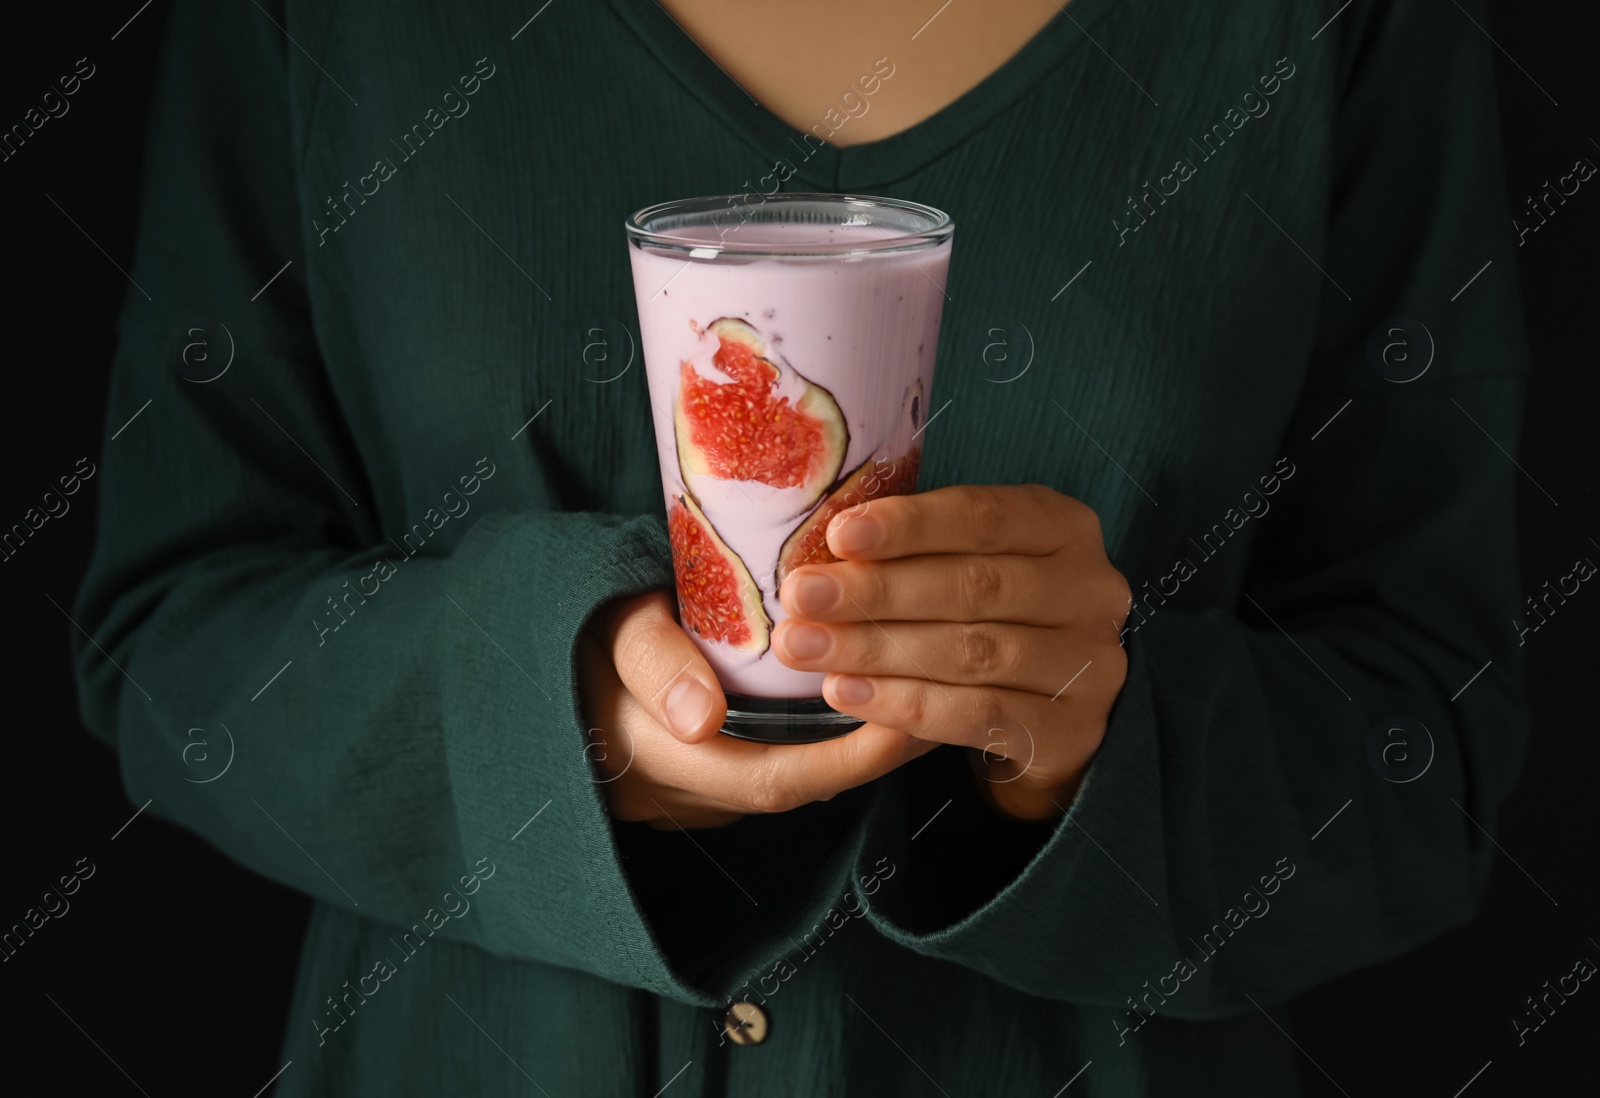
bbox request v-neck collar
[604,0,1121,191]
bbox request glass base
[720,692,863,744]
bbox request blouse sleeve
[71,0,840,1007]
[853,0,1533,1018]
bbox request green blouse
[74,0,1530,1094]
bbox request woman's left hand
[774,484,1132,821]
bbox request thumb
[606,591,727,743]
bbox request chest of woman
[291,0,1331,573]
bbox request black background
[1,3,1594,1095]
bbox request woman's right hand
[577,591,931,829]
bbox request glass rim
[625,192,954,258]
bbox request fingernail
[780,623,830,660]
[832,675,874,705]
[665,678,714,737]
[792,572,841,615]
[830,514,882,553]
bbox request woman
[74,0,1529,1094]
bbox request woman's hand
[773,485,1132,821]
[577,591,933,829]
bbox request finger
[822,674,1095,776]
[651,721,924,816]
[592,673,756,825]
[826,484,1093,561]
[779,554,1059,625]
[599,665,926,819]
[825,672,1100,800]
[974,756,1084,822]
[607,591,727,743]
[577,617,637,779]
[748,722,934,811]
[588,628,776,821]
[772,618,1071,694]
[604,766,748,830]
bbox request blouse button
[722,1001,769,1045]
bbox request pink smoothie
[630,220,952,698]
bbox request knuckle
[957,555,1005,617]
[957,487,1006,550]
[1027,483,1061,511]
[958,622,1007,678]
[1106,568,1133,612]
[611,600,680,682]
[1077,501,1104,538]
[607,616,644,675]
[900,680,931,727]
[1049,490,1098,538]
[746,764,804,815]
[1075,502,1100,547]
[1094,568,1133,629]
[856,562,891,615]
[1103,639,1130,691]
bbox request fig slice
[776,378,926,584]
[668,492,772,654]
[776,449,922,585]
[673,317,848,507]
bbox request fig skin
[775,448,921,585]
[775,376,927,584]
[673,317,848,508]
[669,492,772,654]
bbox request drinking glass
[626,193,954,742]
